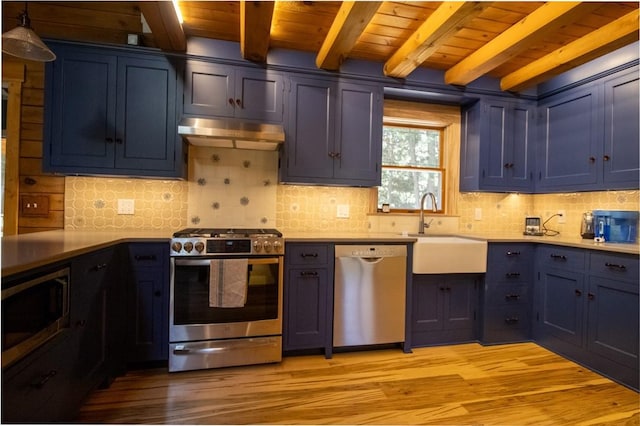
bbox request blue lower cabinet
[283,243,333,357]
[534,248,639,390]
[412,274,480,346]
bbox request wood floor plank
[75,343,639,425]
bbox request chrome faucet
[418,192,438,234]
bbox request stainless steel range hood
[178,117,285,151]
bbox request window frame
[378,122,446,214]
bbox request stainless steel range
[169,228,284,372]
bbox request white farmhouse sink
[412,236,487,274]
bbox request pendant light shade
[2,6,56,62]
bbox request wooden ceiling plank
[316,1,383,71]
[383,2,488,78]
[240,1,275,63]
[501,10,640,92]
[138,1,186,52]
[444,2,601,86]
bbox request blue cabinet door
[116,56,177,172]
[587,277,639,370]
[537,268,585,347]
[183,61,284,122]
[537,86,601,190]
[282,76,335,182]
[603,70,640,186]
[234,68,284,123]
[284,267,329,350]
[46,47,117,169]
[333,82,382,185]
[460,99,534,192]
[44,43,183,178]
[412,274,478,346]
[183,61,235,117]
[127,244,169,363]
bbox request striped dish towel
[209,259,248,308]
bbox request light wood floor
[76,343,639,425]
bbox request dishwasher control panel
[335,245,407,258]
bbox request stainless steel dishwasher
[333,245,407,348]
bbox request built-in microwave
[2,267,70,369]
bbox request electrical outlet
[117,199,135,215]
[474,208,482,220]
[558,210,566,224]
[336,204,350,218]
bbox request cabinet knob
[603,155,610,161]
[575,289,582,297]
[300,253,318,258]
[588,293,595,300]
[506,251,520,256]
[504,317,519,324]
[300,271,318,277]
[228,98,234,106]
[504,163,514,169]
[115,138,123,144]
[106,137,114,144]
[235,99,243,108]
[505,272,520,278]
[505,294,520,301]
[589,156,596,163]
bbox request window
[378,124,444,212]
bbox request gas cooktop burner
[173,228,283,238]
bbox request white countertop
[2,229,638,277]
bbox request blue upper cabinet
[536,66,639,192]
[44,43,184,178]
[183,60,284,123]
[537,86,601,191]
[460,99,535,192]
[280,75,382,186]
[602,70,640,186]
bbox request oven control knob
[273,240,282,252]
[171,242,182,253]
[194,241,205,253]
[183,241,194,253]
[263,240,272,253]
[253,240,263,252]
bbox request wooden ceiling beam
[316,1,382,71]
[138,1,186,52]
[444,2,601,86]
[384,2,488,79]
[240,1,275,63]
[501,10,640,92]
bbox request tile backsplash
[65,147,639,236]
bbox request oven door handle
[174,257,280,266]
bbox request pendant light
[2,3,56,62]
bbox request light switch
[117,199,135,215]
[336,204,350,218]
[474,208,482,220]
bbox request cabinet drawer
[128,243,166,267]
[537,245,586,270]
[485,283,530,306]
[484,306,530,331]
[286,244,329,266]
[2,332,74,423]
[589,251,639,284]
[486,244,532,281]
